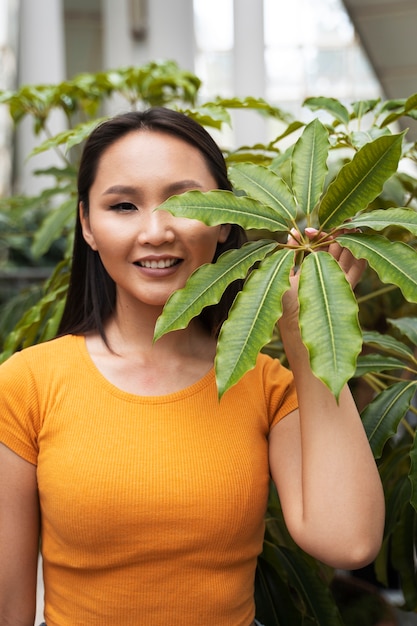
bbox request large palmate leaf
[154,240,277,338]
[215,248,294,397]
[318,133,403,230]
[345,207,417,236]
[158,189,290,231]
[291,118,329,216]
[361,381,417,457]
[337,233,417,303]
[228,162,297,222]
[298,251,362,399]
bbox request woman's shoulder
[1,334,81,372]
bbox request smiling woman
[0,107,384,626]
[79,130,231,313]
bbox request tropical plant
[1,64,417,623]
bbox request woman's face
[80,130,230,311]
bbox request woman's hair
[57,107,247,341]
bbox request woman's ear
[79,201,98,251]
[218,224,232,243]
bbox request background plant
[1,64,417,623]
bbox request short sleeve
[261,354,298,429]
[0,351,40,464]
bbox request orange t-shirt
[0,335,297,626]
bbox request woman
[0,107,384,626]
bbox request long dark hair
[57,107,247,341]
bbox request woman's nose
[137,209,175,246]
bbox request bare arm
[269,238,385,569]
[0,443,40,625]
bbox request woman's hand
[281,227,366,328]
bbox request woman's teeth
[139,258,178,269]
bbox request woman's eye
[109,202,137,212]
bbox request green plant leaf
[409,434,417,512]
[291,118,329,217]
[298,251,362,399]
[214,96,293,123]
[345,207,417,236]
[350,127,392,149]
[354,353,406,377]
[215,248,294,397]
[337,233,417,304]
[228,162,297,221]
[154,240,277,339]
[351,99,381,119]
[318,133,403,230]
[384,472,412,539]
[263,542,344,626]
[361,381,417,457]
[30,118,106,157]
[158,189,290,231]
[388,316,417,347]
[391,502,417,610]
[31,197,75,258]
[255,552,303,625]
[304,96,350,126]
[362,330,415,360]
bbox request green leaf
[291,118,329,217]
[228,162,297,221]
[391,503,417,610]
[388,317,417,347]
[409,434,417,512]
[361,381,417,457]
[298,252,362,399]
[362,330,415,360]
[30,117,106,157]
[263,542,344,626]
[255,552,303,625]
[351,99,381,119]
[214,96,293,123]
[182,104,231,129]
[31,197,76,258]
[154,240,277,339]
[337,233,417,304]
[158,189,290,232]
[385,473,412,539]
[318,133,403,230]
[345,207,417,236]
[303,96,350,126]
[215,248,294,397]
[354,353,406,377]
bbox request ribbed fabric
[0,335,297,626]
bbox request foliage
[1,62,417,623]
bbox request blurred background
[1,0,416,198]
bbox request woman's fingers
[286,226,366,289]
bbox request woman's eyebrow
[102,180,204,197]
[163,180,205,195]
[102,185,138,196]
